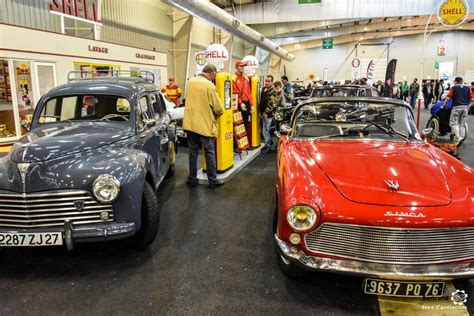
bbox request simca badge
[384,179,399,191]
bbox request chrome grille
[0,191,114,228]
[304,223,474,264]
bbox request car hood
[10,122,133,163]
[298,140,451,207]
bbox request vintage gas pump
[202,72,234,173]
[249,76,261,148]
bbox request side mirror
[421,128,433,141]
[143,119,156,127]
[21,120,30,132]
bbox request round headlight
[286,205,317,232]
[335,112,347,122]
[93,174,120,203]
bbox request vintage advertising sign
[50,0,102,24]
[437,42,447,56]
[195,51,207,74]
[242,55,259,76]
[437,0,469,26]
[205,44,229,71]
[351,57,362,79]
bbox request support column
[170,9,193,93]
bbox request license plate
[0,233,63,247]
[364,278,445,297]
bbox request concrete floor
[0,108,473,315]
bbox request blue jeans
[261,116,273,148]
[410,94,418,108]
[187,131,218,184]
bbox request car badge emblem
[74,201,85,211]
[17,163,30,184]
[384,211,426,218]
[384,179,399,191]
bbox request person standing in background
[281,76,293,103]
[232,61,254,128]
[164,77,182,107]
[259,75,277,153]
[402,80,409,101]
[182,64,224,188]
[434,79,444,102]
[422,80,433,109]
[409,78,420,109]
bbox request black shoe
[186,180,198,187]
[261,146,270,153]
[208,182,224,189]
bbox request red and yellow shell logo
[438,0,468,26]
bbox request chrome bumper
[275,234,474,280]
[0,222,136,250]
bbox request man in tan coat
[183,64,224,188]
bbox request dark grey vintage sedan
[0,74,177,250]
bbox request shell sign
[437,0,469,26]
[242,55,258,76]
[205,44,229,70]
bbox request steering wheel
[101,114,128,121]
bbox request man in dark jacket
[409,78,420,109]
[443,77,472,146]
[422,80,433,109]
[259,75,277,153]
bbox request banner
[438,61,454,81]
[384,59,397,98]
[366,60,375,85]
[351,57,362,79]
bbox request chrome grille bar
[0,190,114,229]
[304,223,474,264]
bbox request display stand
[233,111,249,160]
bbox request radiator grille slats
[0,191,114,228]
[304,223,474,264]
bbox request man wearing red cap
[232,60,254,127]
[164,77,182,107]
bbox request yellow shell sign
[438,0,469,26]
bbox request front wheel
[425,117,439,141]
[125,181,160,249]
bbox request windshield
[292,101,419,142]
[38,95,131,124]
[312,87,364,98]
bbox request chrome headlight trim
[286,204,318,232]
[92,174,121,203]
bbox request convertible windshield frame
[289,99,420,143]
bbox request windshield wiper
[363,121,410,142]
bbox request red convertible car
[275,97,474,297]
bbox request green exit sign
[298,0,321,3]
[435,60,440,69]
[322,37,333,49]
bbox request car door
[150,92,170,178]
[137,94,161,178]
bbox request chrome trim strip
[275,234,474,280]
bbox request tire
[425,117,439,141]
[166,164,174,179]
[125,181,160,249]
[273,195,307,278]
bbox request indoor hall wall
[100,0,174,81]
[282,31,474,84]
[0,0,60,31]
